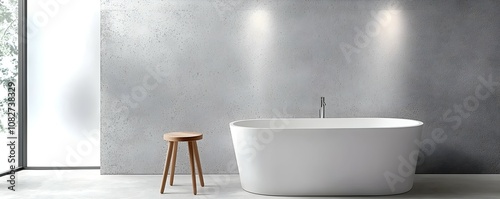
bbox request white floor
[1,170,500,199]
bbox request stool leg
[188,141,197,195]
[160,141,174,194]
[169,142,178,186]
[193,141,204,187]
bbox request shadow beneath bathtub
[385,175,500,198]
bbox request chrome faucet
[319,97,326,118]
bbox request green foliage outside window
[0,0,18,132]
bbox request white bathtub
[230,118,423,196]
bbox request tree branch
[0,19,16,43]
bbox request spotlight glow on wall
[378,10,404,55]
[243,9,274,99]
[249,9,271,35]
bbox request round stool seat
[164,132,203,142]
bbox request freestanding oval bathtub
[229,118,423,196]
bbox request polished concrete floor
[1,170,499,199]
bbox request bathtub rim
[229,117,424,130]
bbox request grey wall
[101,0,500,174]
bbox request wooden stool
[160,132,204,195]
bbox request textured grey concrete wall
[101,0,500,174]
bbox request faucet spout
[319,97,326,118]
